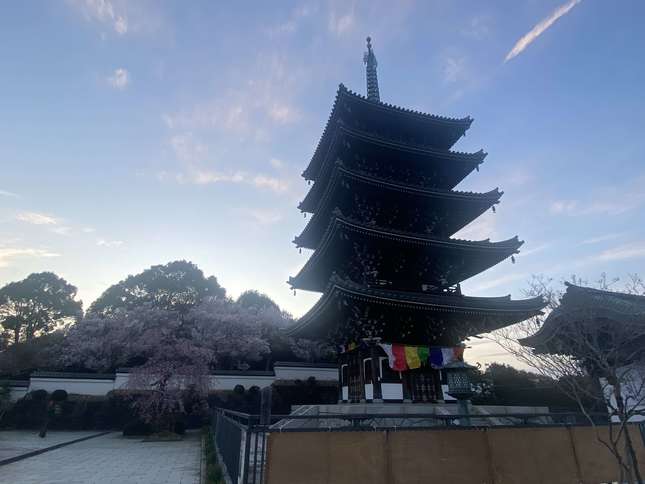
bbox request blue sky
[1,1,644,366]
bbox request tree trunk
[624,425,643,484]
[614,380,643,483]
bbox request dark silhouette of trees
[237,290,281,312]
[0,272,82,345]
[87,260,225,316]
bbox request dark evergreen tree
[0,272,82,345]
[88,260,225,316]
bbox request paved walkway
[0,431,201,484]
[0,431,100,462]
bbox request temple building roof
[520,283,645,351]
[302,123,486,195]
[302,85,475,181]
[289,215,523,292]
[295,165,501,248]
[287,276,545,341]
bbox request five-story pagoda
[287,38,545,404]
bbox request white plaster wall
[20,364,339,398]
[29,377,115,396]
[273,366,338,381]
[601,365,645,423]
[8,386,28,402]
[114,373,130,390]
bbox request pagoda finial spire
[363,36,380,102]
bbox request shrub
[0,392,138,431]
[51,389,68,402]
[203,427,224,484]
[30,389,48,401]
[173,418,186,435]
[122,419,153,436]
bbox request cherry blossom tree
[62,296,273,430]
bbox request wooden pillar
[369,341,383,403]
[402,371,412,403]
[358,350,366,403]
[434,369,444,403]
[337,354,344,403]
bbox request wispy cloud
[107,68,129,90]
[505,0,582,62]
[269,158,285,169]
[238,208,283,226]
[0,189,19,198]
[442,56,467,84]
[162,168,290,194]
[0,247,60,268]
[161,133,290,194]
[67,0,128,35]
[467,272,528,293]
[97,239,124,248]
[590,242,645,263]
[267,3,317,36]
[51,226,72,236]
[550,175,645,216]
[15,211,59,225]
[461,15,492,39]
[162,54,301,140]
[328,4,355,36]
[581,233,625,245]
[519,243,551,257]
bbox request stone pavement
[0,430,101,462]
[0,431,201,484]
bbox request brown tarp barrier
[265,424,645,484]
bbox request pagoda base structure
[338,345,453,404]
[272,402,552,431]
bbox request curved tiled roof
[520,283,645,349]
[295,166,501,248]
[341,84,473,125]
[287,275,545,337]
[299,214,521,253]
[303,85,476,180]
[289,215,523,290]
[299,163,500,214]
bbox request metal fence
[211,409,269,484]
[209,407,611,484]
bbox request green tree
[0,272,82,345]
[237,290,280,312]
[88,260,225,316]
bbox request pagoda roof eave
[290,216,524,291]
[298,163,501,214]
[295,214,521,254]
[302,85,476,181]
[302,122,486,182]
[286,276,546,339]
[341,84,473,126]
